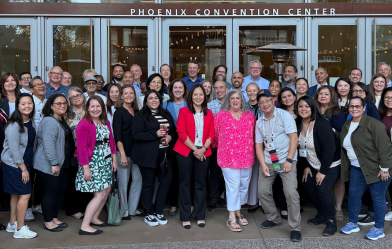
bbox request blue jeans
[348,166,391,228]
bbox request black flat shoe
[280,213,288,220]
[57,222,68,228]
[43,224,63,232]
[0,223,6,230]
[79,229,103,235]
[248,206,259,213]
[168,209,177,216]
[90,222,109,227]
[122,215,132,220]
[290,230,302,242]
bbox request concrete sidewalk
[1,208,391,249]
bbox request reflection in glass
[169,26,226,80]
[239,26,296,80]
[110,26,148,79]
[373,25,392,75]
[318,25,357,83]
[0,25,30,75]
[53,25,93,88]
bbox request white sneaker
[155,214,168,225]
[6,221,17,233]
[385,211,392,221]
[144,215,159,227]
[32,205,43,215]
[13,225,37,239]
[25,208,35,221]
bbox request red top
[75,118,117,166]
[174,107,214,157]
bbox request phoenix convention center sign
[130,7,336,17]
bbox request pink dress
[213,110,255,169]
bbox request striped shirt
[152,111,170,148]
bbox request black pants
[64,167,91,216]
[28,168,44,208]
[168,145,180,207]
[139,148,172,215]
[39,168,68,222]
[208,149,222,204]
[177,151,209,221]
[302,165,340,220]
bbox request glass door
[100,18,155,83]
[45,18,101,88]
[161,18,233,82]
[311,18,365,86]
[0,18,38,76]
[233,18,304,81]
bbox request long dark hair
[278,87,297,114]
[334,77,352,100]
[378,87,392,118]
[42,94,68,117]
[314,85,340,118]
[4,93,35,133]
[186,84,208,115]
[296,96,318,122]
[141,89,169,118]
[0,72,21,99]
[146,73,165,96]
[369,73,387,103]
[350,82,372,103]
[106,83,122,115]
[84,95,108,124]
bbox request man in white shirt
[242,60,270,93]
[83,76,107,104]
[20,72,32,95]
[377,62,392,87]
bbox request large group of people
[0,60,392,243]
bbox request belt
[95,139,109,146]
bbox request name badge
[299,149,307,157]
[265,142,276,152]
[104,147,111,160]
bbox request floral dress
[75,123,113,192]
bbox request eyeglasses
[258,98,273,106]
[70,93,83,101]
[49,72,63,76]
[385,96,392,101]
[352,89,364,94]
[21,77,31,81]
[349,105,363,110]
[97,81,105,84]
[249,67,262,70]
[32,83,46,88]
[53,102,68,107]
[85,81,97,86]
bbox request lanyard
[299,121,313,149]
[261,114,276,143]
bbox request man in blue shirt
[242,60,270,93]
[45,66,69,98]
[182,60,204,90]
[377,62,392,87]
[131,64,143,98]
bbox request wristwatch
[286,158,293,163]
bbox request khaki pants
[258,161,301,231]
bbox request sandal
[197,220,205,228]
[182,221,191,229]
[71,212,84,219]
[336,210,344,221]
[236,214,248,226]
[226,219,242,232]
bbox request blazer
[174,107,214,157]
[75,118,117,166]
[131,110,175,168]
[340,114,392,184]
[1,121,36,168]
[34,116,66,175]
[307,85,318,97]
[297,116,340,175]
[0,98,9,116]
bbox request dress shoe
[57,222,68,228]
[79,229,103,235]
[43,224,63,232]
[90,222,109,227]
[290,230,302,242]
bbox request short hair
[369,73,387,103]
[19,72,31,78]
[168,79,188,102]
[221,90,249,113]
[63,71,72,79]
[160,64,173,74]
[315,67,328,74]
[121,85,139,111]
[112,64,124,74]
[350,96,365,107]
[42,93,67,117]
[314,85,340,118]
[186,84,208,116]
[285,65,298,73]
[29,76,43,88]
[66,86,86,120]
[130,64,142,72]
[350,68,363,77]
[377,62,391,71]
[84,95,108,124]
[350,82,372,103]
[0,72,20,98]
[334,77,352,100]
[296,95,318,122]
[188,60,199,69]
[249,60,263,69]
[82,69,97,80]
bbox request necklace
[230,109,241,120]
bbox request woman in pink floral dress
[213,90,256,232]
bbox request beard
[115,75,123,81]
[215,75,225,81]
[284,76,294,83]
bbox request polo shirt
[182,75,204,90]
[45,83,69,99]
[255,107,297,164]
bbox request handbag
[106,172,126,226]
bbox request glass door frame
[101,18,156,82]
[44,17,101,83]
[233,18,305,79]
[0,18,39,76]
[310,17,366,86]
[161,18,233,80]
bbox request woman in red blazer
[174,84,214,229]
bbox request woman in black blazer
[131,89,175,227]
[296,96,341,237]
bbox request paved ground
[1,207,392,249]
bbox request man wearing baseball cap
[83,76,107,104]
[255,90,301,242]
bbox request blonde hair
[246,82,260,92]
[201,80,214,103]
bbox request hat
[256,90,272,102]
[84,76,97,83]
